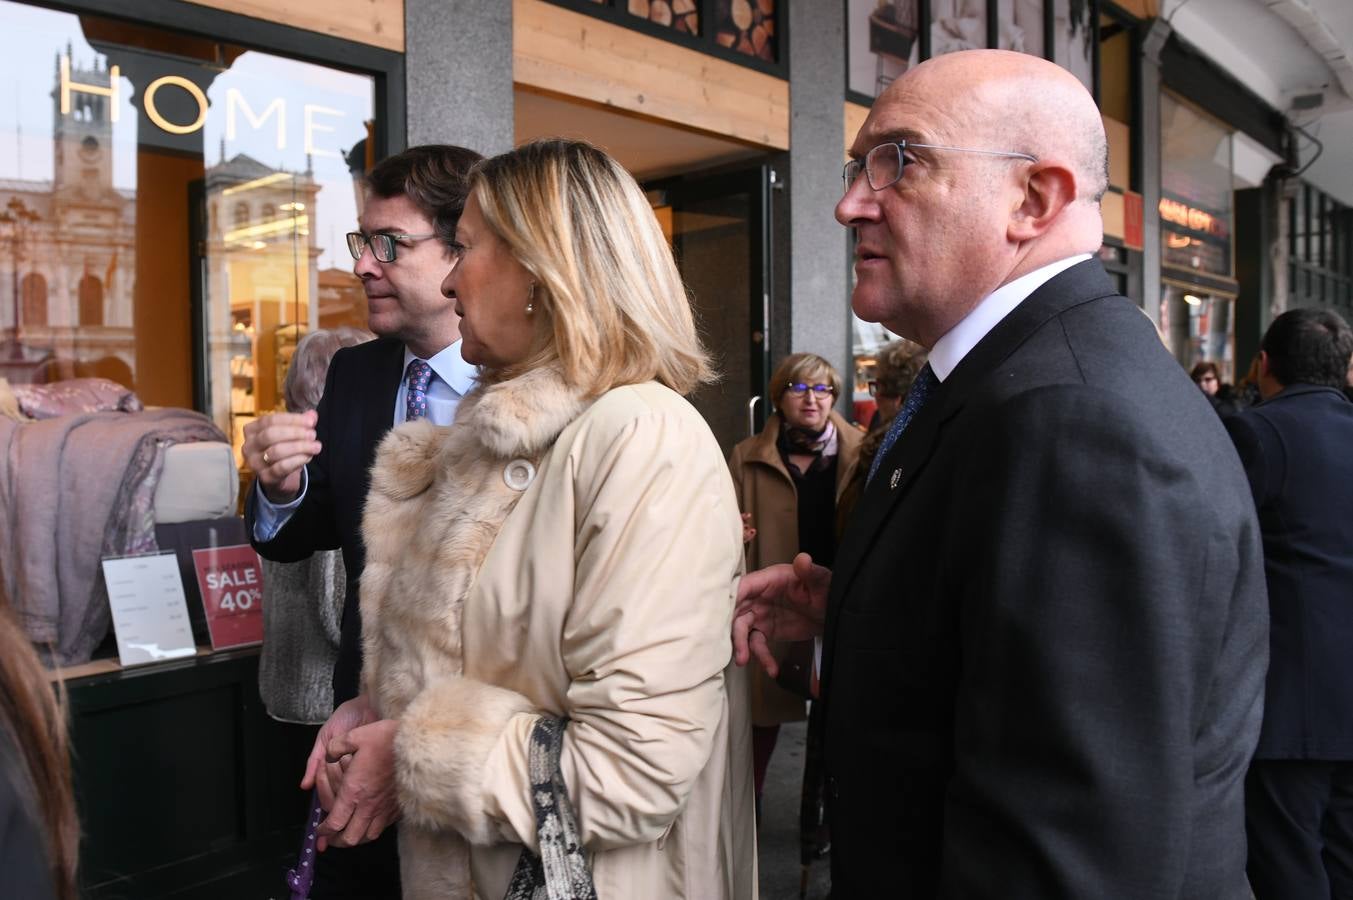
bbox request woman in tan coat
[307,140,756,900]
[727,353,862,805]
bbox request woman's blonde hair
[469,139,713,395]
[769,352,842,411]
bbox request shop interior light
[1184,294,1203,306]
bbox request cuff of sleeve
[394,676,538,844]
[251,468,309,543]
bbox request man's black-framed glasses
[843,141,1037,192]
[346,231,438,263]
[785,382,835,398]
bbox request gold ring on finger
[262,449,271,465]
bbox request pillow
[11,378,144,419]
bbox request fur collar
[368,363,591,502]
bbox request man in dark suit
[1224,308,1353,899]
[732,49,1268,897]
[241,145,481,899]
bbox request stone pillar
[1140,18,1168,328]
[788,1,850,384]
[404,0,514,156]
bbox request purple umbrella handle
[286,793,324,900]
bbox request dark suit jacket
[247,337,406,704]
[1224,384,1353,760]
[821,260,1268,898]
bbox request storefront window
[0,1,374,461]
[1159,286,1236,382]
[1160,93,1233,280]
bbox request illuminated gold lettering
[60,55,120,123]
[227,89,286,150]
[143,75,209,136]
[304,104,344,159]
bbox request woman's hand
[302,694,401,849]
[741,512,757,544]
[317,719,402,850]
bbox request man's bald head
[837,50,1109,347]
[886,50,1108,206]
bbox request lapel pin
[889,468,902,490]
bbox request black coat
[820,260,1268,898]
[247,337,406,704]
[1224,384,1353,760]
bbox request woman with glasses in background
[727,352,862,816]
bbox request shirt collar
[928,254,1093,382]
[402,339,479,396]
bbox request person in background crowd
[1223,308,1353,900]
[258,326,374,726]
[728,352,862,815]
[732,48,1267,897]
[1190,360,1221,396]
[1237,353,1264,408]
[0,599,77,900]
[242,144,482,899]
[842,339,928,526]
[310,139,756,899]
[1191,360,1243,417]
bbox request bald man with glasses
[241,144,481,899]
[732,50,1267,898]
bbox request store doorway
[515,89,777,455]
[648,165,773,455]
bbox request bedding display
[0,384,231,666]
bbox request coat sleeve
[396,403,744,850]
[939,384,1267,896]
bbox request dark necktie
[404,359,434,422]
[867,362,938,485]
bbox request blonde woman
[307,140,756,900]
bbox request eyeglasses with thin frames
[784,382,835,398]
[843,140,1037,193]
[346,231,438,263]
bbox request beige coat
[360,365,757,900]
[727,411,862,726]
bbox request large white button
[503,459,536,491]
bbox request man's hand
[242,410,321,504]
[302,695,378,818]
[315,719,401,850]
[732,552,832,677]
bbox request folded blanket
[0,408,227,666]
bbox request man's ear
[1007,162,1078,242]
[1258,350,1272,378]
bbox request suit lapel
[829,260,1119,607]
[359,339,406,469]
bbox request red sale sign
[191,544,265,649]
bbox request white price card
[101,552,197,667]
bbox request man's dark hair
[365,145,483,245]
[1260,307,1353,389]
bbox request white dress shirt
[252,338,478,542]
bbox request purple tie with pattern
[405,359,433,422]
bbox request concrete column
[788,1,849,382]
[1140,18,1168,327]
[404,0,514,157]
